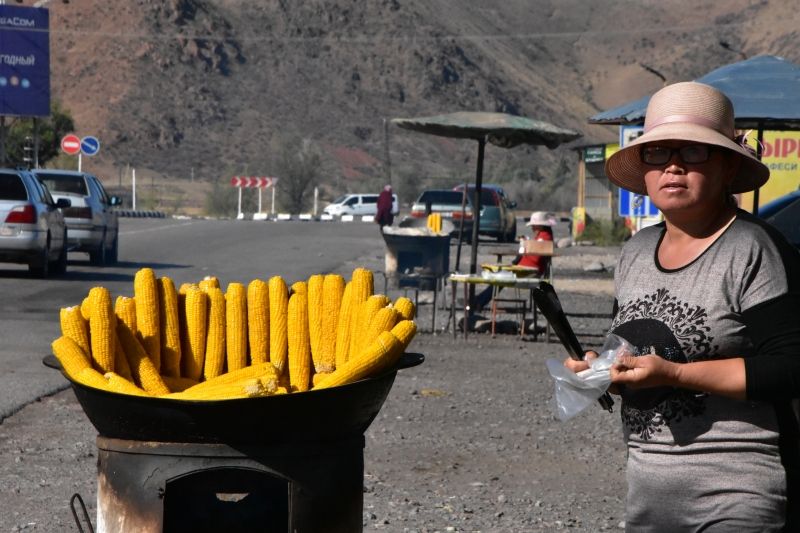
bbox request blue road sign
[619,188,659,217]
[81,136,100,156]
[0,5,50,117]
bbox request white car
[323,193,399,217]
[34,170,122,265]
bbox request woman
[376,184,394,228]
[566,82,800,531]
[517,210,556,274]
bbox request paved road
[0,217,386,422]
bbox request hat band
[645,114,724,134]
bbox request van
[323,193,399,217]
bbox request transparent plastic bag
[544,333,634,421]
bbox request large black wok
[46,353,424,445]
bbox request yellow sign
[740,130,800,210]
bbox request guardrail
[113,209,167,218]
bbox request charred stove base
[97,436,365,533]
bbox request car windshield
[37,174,88,195]
[417,190,469,205]
[0,172,28,201]
[330,195,347,204]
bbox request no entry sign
[230,176,278,188]
[60,134,81,155]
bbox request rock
[583,261,606,272]
[557,237,573,248]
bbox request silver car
[0,168,70,277]
[34,170,122,265]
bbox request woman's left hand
[610,354,679,389]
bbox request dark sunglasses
[640,144,713,165]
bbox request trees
[274,137,321,214]
[2,102,76,168]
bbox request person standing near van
[376,185,394,228]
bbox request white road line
[119,221,197,236]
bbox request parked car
[0,168,70,277]
[453,184,517,242]
[33,170,122,265]
[758,189,800,249]
[409,189,475,239]
[323,193,399,217]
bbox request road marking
[119,221,196,236]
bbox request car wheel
[505,223,517,242]
[89,231,107,266]
[106,230,119,265]
[29,236,50,279]
[50,230,68,275]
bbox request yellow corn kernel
[312,371,331,387]
[79,296,92,321]
[182,286,208,381]
[268,276,289,374]
[117,323,171,395]
[51,335,92,379]
[203,286,226,380]
[88,286,116,374]
[393,297,416,321]
[104,372,150,396]
[318,274,344,373]
[134,267,161,371]
[158,277,182,378]
[334,282,353,368]
[164,376,277,400]
[113,334,134,381]
[114,296,137,333]
[247,279,269,365]
[60,306,90,355]
[313,330,403,390]
[287,284,312,392]
[350,295,390,360]
[161,375,200,393]
[226,282,248,372]
[198,275,220,292]
[364,307,400,350]
[307,275,324,371]
[76,367,112,391]
[188,362,279,392]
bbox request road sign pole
[271,186,276,215]
[132,168,136,210]
[78,152,82,172]
[237,187,242,219]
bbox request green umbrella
[392,111,581,326]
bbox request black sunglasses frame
[640,144,715,166]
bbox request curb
[114,210,167,218]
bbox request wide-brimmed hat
[605,82,769,195]
[526,211,557,226]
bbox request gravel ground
[0,241,628,532]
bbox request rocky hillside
[43,0,799,212]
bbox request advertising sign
[739,130,800,211]
[0,5,50,117]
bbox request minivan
[323,193,399,217]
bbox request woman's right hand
[563,350,598,373]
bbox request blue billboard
[0,6,50,117]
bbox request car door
[89,176,118,244]
[29,174,66,253]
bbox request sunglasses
[640,144,714,166]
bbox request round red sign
[61,134,81,155]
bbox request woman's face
[642,140,738,215]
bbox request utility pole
[383,118,392,186]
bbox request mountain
[44,0,800,213]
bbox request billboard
[0,5,50,117]
[740,130,800,211]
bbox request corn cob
[158,277,182,377]
[391,319,418,351]
[287,284,312,392]
[350,295,390,359]
[114,296,137,333]
[161,375,200,393]
[334,282,354,368]
[104,372,149,396]
[182,285,208,381]
[79,296,92,321]
[178,282,195,295]
[313,330,403,390]
[186,362,279,392]
[134,267,161,371]
[318,274,344,372]
[164,376,277,400]
[88,286,116,374]
[363,306,400,350]
[226,282,248,372]
[117,323,171,395]
[393,296,416,321]
[268,276,289,374]
[60,306,90,355]
[113,334,134,381]
[203,286,226,380]
[307,275,324,371]
[246,279,269,365]
[76,367,112,391]
[312,371,331,387]
[198,275,220,291]
[347,268,374,359]
[51,335,92,378]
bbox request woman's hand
[563,350,598,373]
[610,354,679,389]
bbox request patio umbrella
[391,111,581,322]
[589,55,800,210]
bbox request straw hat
[526,211,557,227]
[605,82,769,195]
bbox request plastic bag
[545,333,634,421]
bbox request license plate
[0,226,13,236]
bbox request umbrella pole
[752,122,764,215]
[455,184,468,272]
[467,138,486,328]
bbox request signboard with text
[0,5,50,116]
